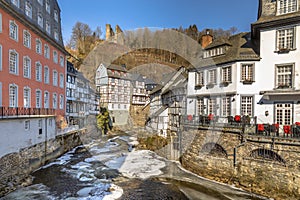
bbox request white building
[95,63,131,125]
[251,0,300,126]
[187,32,261,122]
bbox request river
[1,131,269,200]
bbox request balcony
[0,107,56,119]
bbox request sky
[58,0,259,44]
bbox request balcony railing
[0,107,56,119]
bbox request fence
[0,107,56,119]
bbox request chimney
[201,29,213,49]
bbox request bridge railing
[0,107,56,119]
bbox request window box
[194,84,203,90]
[219,81,230,87]
[276,48,290,54]
[242,79,254,84]
[206,83,215,89]
[277,84,291,89]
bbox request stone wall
[181,129,300,199]
[0,129,87,197]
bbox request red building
[0,0,68,116]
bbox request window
[44,66,49,84]
[195,71,204,87]
[44,91,49,108]
[35,62,42,81]
[53,70,58,86]
[23,56,31,78]
[208,98,216,114]
[44,44,50,59]
[59,55,64,67]
[38,119,42,129]
[276,28,295,51]
[23,30,31,48]
[36,90,41,108]
[207,69,217,84]
[37,13,43,27]
[37,0,43,5]
[36,39,42,54]
[53,93,57,109]
[9,50,18,74]
[276,64,293,88]
[11,0,19,7]
[277,0,297,15]
[275,103,292,125]
[54,10,58,22]
[241,64,254,82]
[0,13,2,33]
[197,98,205,115]
[9,21,18,41]
[59,73,64,88]
[54,30,59,41]
[24,120,30,131]
[221,97,231,116]
[9,84,18,107]
[0,45,2,71]
[59,94,64,109]
[241,96,253,116]
[45,0,50,13]
[221,66,232,82]
[53,51,58,63]
[23,87,30,108]
[25,2,32,18]
[45,20,50,34]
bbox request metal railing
[0,107,56,119]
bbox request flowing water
[1,131,269,200]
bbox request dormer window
[277,0,297,15]
[203,47,225,58]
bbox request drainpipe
[233,140,246,167]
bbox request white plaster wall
[0,117,56,158]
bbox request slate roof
[195,32,260,69]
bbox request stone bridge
[181,128,300,200]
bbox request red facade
[0,7,66,116]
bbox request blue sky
[58,0,259,43]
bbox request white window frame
[276,27,295,51]
[207,69,217,84]
[25,1,32,19]
[221,96,231,117]
[59,94,64,109]
[0,13,2,33]
[11,0,19,8]
[9,49,18,75]
[275,103,293,125]
[23,56,31,78]
[23,30,31,48]
[9,84,18,107]
[37,13,43,28]
[275,63,294,88]
[44,66,49,84]
[59,55,64,67]
[45,0,50,13]
[241,96,253,116]
[36,39,42,54]
[277,0,297,15]
[53,93,57,109]
[23,87,31,108]
[44,44,50,59]
[37,0,43,5]
[197,98,205,115]
[54,30,59,41]
[45,20,50,34]
[36,90,42,108]
[221,66,232,83]
[9,20,18,41]
[0,45,2,71]
[44,91,49,108]
[241,63,254,82]
[59,73,64,88]
[35,62,42,82]
[53,50,58,63]
[54,10,58,22]
[53,70,58,86]
[195,71,204,86]
[208,98,217,115]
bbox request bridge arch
[200,142,228,158]
[249,148,286,164]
